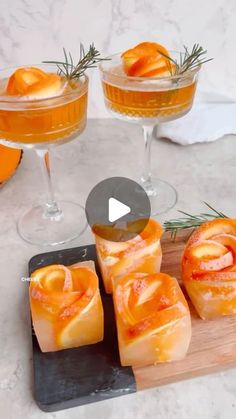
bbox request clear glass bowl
[0,64,88,245]
[100,53,200,215]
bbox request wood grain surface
[134,230,236,390]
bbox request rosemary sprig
[159,43,213,76]
[164,202,228,239]
[43,43,108,80]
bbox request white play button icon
[85,177,151,241]
[108,198,131,223]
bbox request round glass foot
[17,200,87,246]
[140,178,177,216]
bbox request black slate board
[29,245,136,412]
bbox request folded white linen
[156,102,236,145]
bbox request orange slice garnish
[115,273,184,329]
[182,218,236,319]
[6,66,62,98]
[183,219,236,281]
[121,41,172,77]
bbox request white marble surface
[0,119,236,418]
[0,0,236,118]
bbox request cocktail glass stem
[140,125,156,197]
[36,149,63,220]
[139,124,177,216]
[17,146,87,245]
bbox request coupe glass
[100,53,200,215]
[0,64,88,246]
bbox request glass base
[140,178,177,216]
[17,200,87,246]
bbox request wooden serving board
[29,231,236,412]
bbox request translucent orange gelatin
[182,218,236,320]
[113,272,191,367]
[101,41,198,120]
[0,67,88,144]
[102,80,196,119]
[29,261,104,352]
[93,218,163,294]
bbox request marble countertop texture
[0,0,236,117]
[1,119,236,419]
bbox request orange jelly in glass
[93,218,163,294]
[0,66,88,145]
[100,42,199,122]
[102,77,196,120]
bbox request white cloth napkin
[156,98,236,146]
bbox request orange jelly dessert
[182,218,236,320]
[0,66,88,144]
[29,261,104,352]
[101,42,197,120]
[93,218,163,294]
[113,272,191,366]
